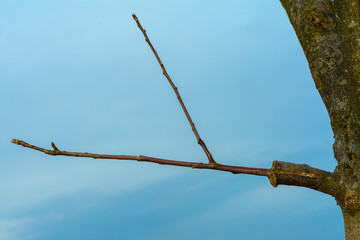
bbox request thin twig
[132,13,216,164]
[11,139,271,176]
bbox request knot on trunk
[345,190,360,210]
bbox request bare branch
[11,14,340,199]
[132,13,215,164]
[11,139,339,197]
[11,139,269,176]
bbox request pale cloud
[0,157,184,215]
[215,137,328,167]
[182,185,335,224]
[0,217,37,240]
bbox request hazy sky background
[1,1,344,239]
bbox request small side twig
[11,139,270,176]
[51,142,59,152]
[132,13,216,164]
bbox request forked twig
[11,14,273,178]
[132,14,215,164]
[11,13,340,199]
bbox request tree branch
[11,139,269,176]
[269,161,339,197]
[11,13,340,199]
[11,139,339,197]
[132,13,215,164]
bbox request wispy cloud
[196,185,335,223]
[0,157,184,215]
[0,217,37,240]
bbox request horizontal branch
[12,139,339,196]
[11,139,269,176]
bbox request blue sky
[1,1,344,239]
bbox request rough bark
[269,161,339,196]
[280,0,360,238]
[342,208,360,240]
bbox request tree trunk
[280,0,360,238]
[342,208,360,240]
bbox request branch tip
[11,139,19,145]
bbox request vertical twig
[132,13,216,164]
